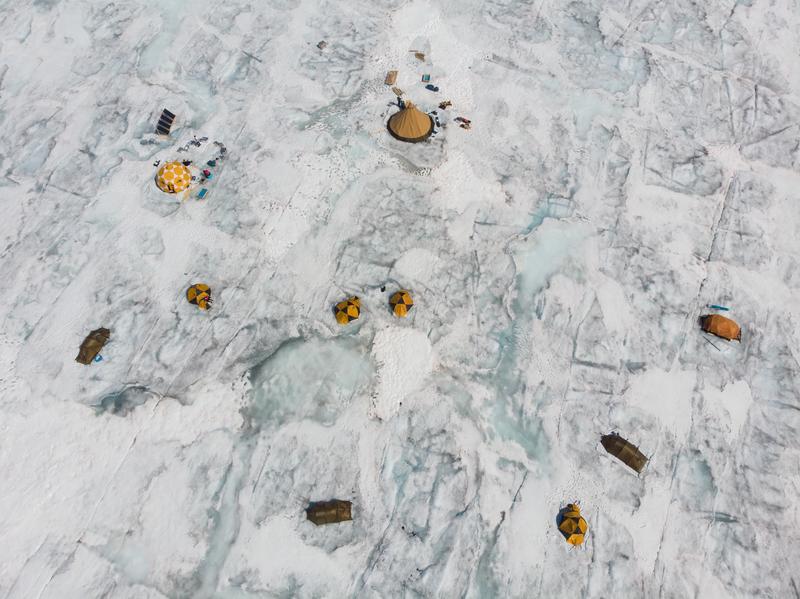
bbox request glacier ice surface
[1,0,800,597]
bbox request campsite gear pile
[177,135,208,153]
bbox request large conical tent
[701,314,741,341]
[601,432,648,473]
[387,101,434,143]
[76,328,110,365]
[557,504,588,546]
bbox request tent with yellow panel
[187,283,212,310]
[389,290,414,318]
[557,504,588,546]
[155,161,192,193]
[335,296,360,325]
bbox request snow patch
[391,248,440,287]
[369,327,433,420]
[702,380,753,443]
[625,368,696,439]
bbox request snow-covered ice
[1,0,800,597]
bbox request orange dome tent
[700,314,741,341]
[387,102,434,143]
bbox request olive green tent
[601,432,648,473]
[76,328,110,365]
[306,500,352,525]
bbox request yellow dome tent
[700,314,741,341]
[187,283,212,310]
[387,102,434,143]
[557,504,588,546]
[155,161,192,193]
[389,290,414,317]
[335,296,360,324]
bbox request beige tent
[385,70,398,85]
[76,328,110,365]
[387,102,434,143]
[601,433,648,473]
[306,500,352,525]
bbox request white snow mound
[369,327,433,420]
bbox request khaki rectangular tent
[76,328,110,365]
[601,433,648,473]
[385,70,398,85]
[306,500,352,525]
